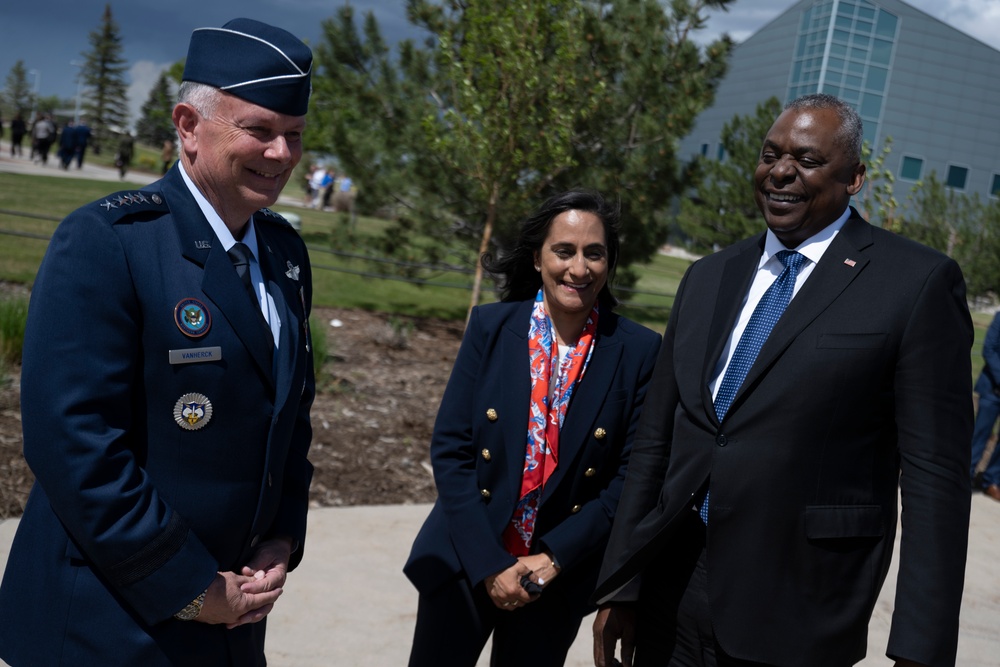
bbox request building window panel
[841,87,860,103]
[861,92,882,118]
[858,6,876,21]
[871,39,893,65]
[836,15,853,29]
[831,42,848,57]
[865,66,888,91]
[828,57,845,71]
[855,20,873,34]
[875,11,898,39]
[840,2,858,15]
[846,74,864,87]
[850,47,868,61]
[852,34,871,48]
[947,165,969,190]
[834,29,851,43]
[823,84,842,97]
[991,174,1000,197]
[848,60,866,74]
[900,157,923,181]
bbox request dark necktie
[228,242,258,307]
[700,250,806,523]
[228,242,273,341]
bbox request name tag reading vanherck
[169,347,223,365]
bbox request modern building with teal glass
[682,0,1000,201]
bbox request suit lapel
[501,302,533,501]
[542,314,623,503]
[164,172,275,388]
[728,214,872,415]
[704,236,764,423]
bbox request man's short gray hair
[178,81,221,119]
[785,93,864,165]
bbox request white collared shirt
[179,163,281,348]
[709,208,852,399]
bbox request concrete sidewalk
[3,495,998,666]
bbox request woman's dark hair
[482,189,621,307]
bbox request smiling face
[534,209,609,326]
[175,91,305,235]
[753,106,866,248]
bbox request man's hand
[195,538,294,628]
[238,537,293,596]
[593,604,636,667]
[483,561,533,610]
[195,570,283,628]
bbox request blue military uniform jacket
[0,166,315,666]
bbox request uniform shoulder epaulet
[89,190,169,221]
[255,207,295,229]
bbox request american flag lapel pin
[844,258,857,267]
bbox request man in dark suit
[0,18,316,666]
[593,94,972,667]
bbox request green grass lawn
[2,171,994,378]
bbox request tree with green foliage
[857,136,897,231]
[79,4,130,152]
[895,173,1000,300]
[675,96,781,252]
[3,60,35,117]
[135,70,176,147]
[308,0,734,308]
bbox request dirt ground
[0,306,464,519]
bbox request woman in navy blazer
[404,191,661,666]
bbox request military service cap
[182,18,312,116]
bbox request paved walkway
[2,496,1000,666]
[2,143,1000,665]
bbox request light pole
[70,60,84,124]
[28,69,40,121]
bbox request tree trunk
[466,183,500,327]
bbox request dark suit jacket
[594,211,972,667]
[0,166,315,666]
[405,299,660,610]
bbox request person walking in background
[57,120,76,169]
[0,18,316,666]
[10,113,27,157]
[115,131,134,180]
[73,119,93,169]
[970,311,1000,500]
[405,190,661,667]
[31,113,56,165]
[593,94,972,667]
[161,137,175,175]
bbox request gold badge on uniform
[174,393,213,430]
[174,298,212,338]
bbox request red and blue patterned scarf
[502,289,599,556]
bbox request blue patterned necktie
[700,250,805,523]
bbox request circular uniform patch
[174,298,212,338]
[174,393,213,430]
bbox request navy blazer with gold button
[404,299,660,609]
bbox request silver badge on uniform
[174,393,213,430]
[174,298,212,338]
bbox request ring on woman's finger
[502,602,512,607]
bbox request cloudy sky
[3,0,1000,128]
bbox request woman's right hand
[484,561,534,610]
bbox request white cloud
[126,60,172,132]
[938,0,1000,48]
